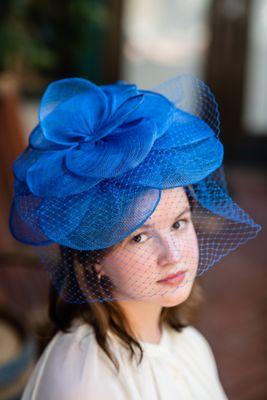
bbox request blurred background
[0,0,266,399]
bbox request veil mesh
[9,75,261,303]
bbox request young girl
[10,75,261,399]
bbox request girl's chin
[160,293,190,307]
[126,287,192,307]
[156,284,193,307]
[112,280,194,303]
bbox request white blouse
[21,321,228,399]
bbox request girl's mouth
[157,270,187,285]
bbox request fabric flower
[14,78,176,198]
[11,75,227,250]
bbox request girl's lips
[157,270,187,285]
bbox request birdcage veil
[9,74,261,303]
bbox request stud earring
[97,271,105,281]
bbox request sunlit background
[0,1,266,399]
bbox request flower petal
[101,81,139,117]
[65,118,157,179]
[119,136,224,188]
[9,194,52,246]
[39,78,108,145]
[153,109,215,150]
[95,94,144,139]
[26,150,101,197]
[29,125,68,151]
[13,146,36,183]
[39,190,94,242]
[61,184,161,250]
[128,90,175,139]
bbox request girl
[10,75,261,399]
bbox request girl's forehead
[112,187,190,251]
[146,187,189,223]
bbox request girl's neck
[116,300,163,344]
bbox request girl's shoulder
[168,325,221,378]
[21,321,119,400]
[178,325,215,350]
[167,324,214,350]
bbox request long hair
[38,186,204,373]
[44,266,203,374]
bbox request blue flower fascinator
[9,75,261,303]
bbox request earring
[97,271,104,281]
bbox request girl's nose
[157,233,182,267]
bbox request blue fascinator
[9,75,261,303]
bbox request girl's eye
[131,233,149,244]
[173,219,188,230]
[131,219,189,244]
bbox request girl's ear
[94,261,101,274]
[93,258,106,277]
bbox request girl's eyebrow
[141,206,191,228]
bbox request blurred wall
[121,0,211,87]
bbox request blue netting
[9,75,261,303]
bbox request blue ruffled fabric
[10,76,259,252]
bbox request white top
[21,321,228,400]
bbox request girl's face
[99,187,199,307]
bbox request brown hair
[41,248,203,375]
[39,186,203,373]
